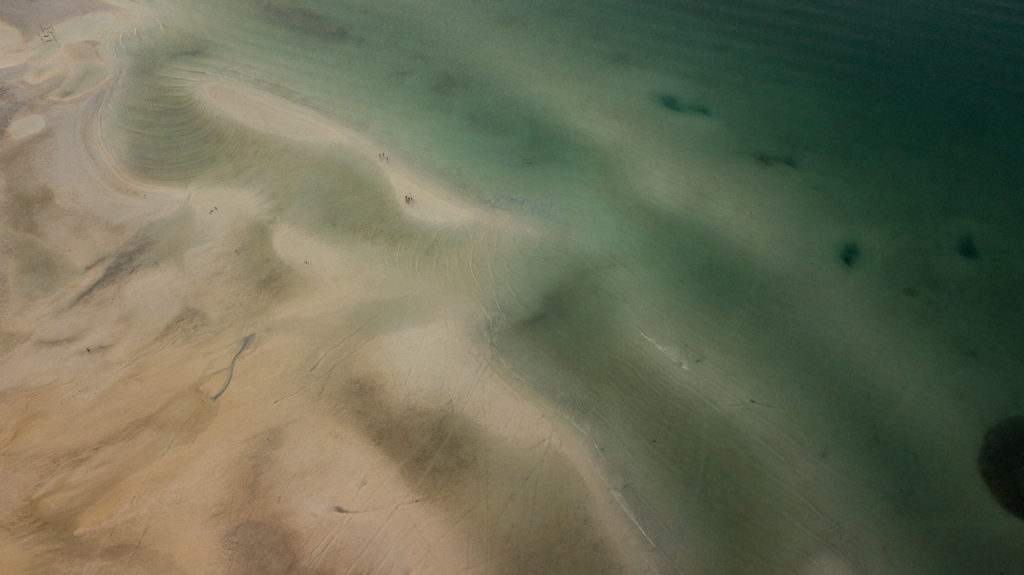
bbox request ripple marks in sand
[101,46,253,183]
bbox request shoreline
[0,4,665,573]
[198,79,499,227]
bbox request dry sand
[0,4,661,574]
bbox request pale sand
[6,114,45,140]
[0,4,661,574]
[200,80,495,227]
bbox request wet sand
[0,4,656,573]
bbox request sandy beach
[0,2,660,573]
[3,1,1024,573]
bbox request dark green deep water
[105,0,1024,572]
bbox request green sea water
[102,1,1024,572]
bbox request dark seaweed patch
[978,416,1024,520]
[223,521,300,575]
[752,153,797,168]
[340,375,479,496]
[0,80,17,134]
[839,242,860,267]
[333,374,621,572]
[263,0,348,42]
[656,93,710,116]
[433,71,463,96]
[957,233,980,260]
[657,94,681,111]
[73,236,155,305]
[2,185,53,234]
[71,209,195,306]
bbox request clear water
[100,1,1024,572]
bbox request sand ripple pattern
[4,1,1023,574]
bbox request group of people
[376,151,413,204]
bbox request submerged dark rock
[978,416,1024,520]
[752,153,797,168]
[957,233,980,260]
[839,242,860,267]
[656,93,710,116]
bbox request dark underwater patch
[957,233,980,260]
[263,0,348,42]
[978,416,1024,520]
[839,242,860,268]
[656,93,710,116]
[752,153,797,168]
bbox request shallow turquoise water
[104,1,1024,572]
